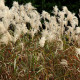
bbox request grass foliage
[0,33,80,80]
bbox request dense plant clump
[0,0,80,80]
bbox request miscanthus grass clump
[0,0,80,80]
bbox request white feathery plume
[57,39,63,50]
[20,5,24,11]
[30,29,37,39]
[63,6,68,14]
[0,22,7,34]
[75,48,80,59]
[21,23,28,34]
[41,30,48,38]
[13,1,19,8]
[47,32,56,42]
[76,27,80,34]
[42,11,50,20]
[13,24,22,43]
[0,0,5,9]
[60,59,68,66]
[39,37,46,47]
[2,18,10,29]
[25,2,36,11]
[53,6,59,15]
[0,31,13,45]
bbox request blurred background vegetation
[5,0,80,19]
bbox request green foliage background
[5,0,80,18]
